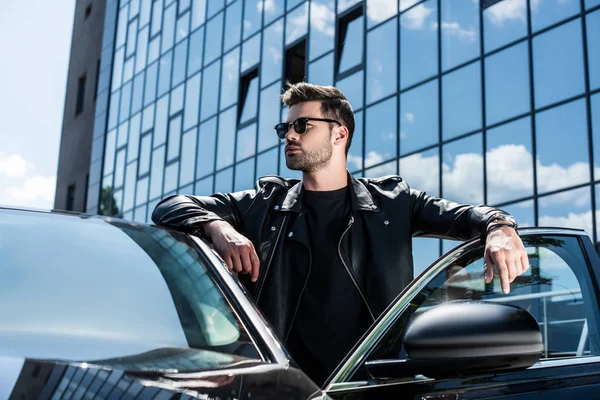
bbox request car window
[0,210,261,370]
[363,234,600,373]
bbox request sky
[0,1,76,209]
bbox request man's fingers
[484,252,494,284]
[521,252,530,273]
[239,250,253,275]
[230,252,243,273]
[507,258,517,283]
[250,248,260,283]
[494,252,510,294]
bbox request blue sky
[0,1,75,209]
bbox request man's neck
[302,162,348,191]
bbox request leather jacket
[151,173,510,341]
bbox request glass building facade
[89,0,600,274]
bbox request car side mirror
[365,301,543,380]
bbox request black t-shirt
[286,186,372,386]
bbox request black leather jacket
[151,173,510,341]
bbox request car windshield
[0,210,261,372]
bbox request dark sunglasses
[274,117,341,139]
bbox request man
[152,82,528,386]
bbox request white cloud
[400,152,439,195]
[0,152,28,178]
[286,3,309,44]
[268,46,283,65]
[401,3,434,30]
[366,0,397,24]
[258,0,275,13]
[2,175,56,209]
[400,0,420,12]
[539,210,598,237]
[442,151,484,204]
[405,112,416,123]
[485,0,527,26]
[434,21,478,42]
[310,2,335,38]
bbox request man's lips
[285,146,301,154]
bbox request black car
[1,206,599,399]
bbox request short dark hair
[281,82,355,155]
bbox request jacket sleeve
[410,188,511,241]
[151,188,260,236]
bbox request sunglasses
[274,117,341,139]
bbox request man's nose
[285,125,301,141]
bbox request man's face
[283,101,334,172]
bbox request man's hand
[204,220,260,282]
[484,226,529,294]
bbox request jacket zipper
[339,215,376,322]
[284,243,312,344]
[256,214,288,302]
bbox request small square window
[75,74,86,116]
[66,184,76,211]
[284,39,306,88]
[85,4,92,19]
[336,6,363,78]
[238,68,259,125]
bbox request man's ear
[334,126,349,147]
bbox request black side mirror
[365,301,543,380]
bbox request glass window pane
[131,72,145,115]
[339,16,363,74]
[288,0,304,11]
[399,148,439,197]
[184,73,201,130]
[104,129,117,176]
[220,48,240,110]
[400,0,420,12]
[286,2,308,45]
[142,103,155,132]
[116,4,129,48]
[400,0,438,89]
[172,39,189,88]
[114,149,126,189]
[366,18,397,105]
[236,123,257,161]
[176,12,190,42]
[539,187,593,237]
[500,199,534,228]
[167,115,182,161]
[258,83,281,151]
[164,161,179,193]
[224,0,242,52]
[531,0,580,32]
[440,0,480,71]
[217,108,236,169]
[161,3,177,54]
[338,0,361,14]
[309,0,335,61]
[242,34,261,73]
[201,60,221,121]
[587,0,600,8]
[486,116,533,205]
[442,62,482,140]
[204,12,224,66]
[365,97,397,168]
[197,117,217,177]
[148,36,160,64]
[587,10,600,91]
[157,51,173,97]
[127,113,142,162]
[485,42,530,126]
[215,167,234,193]
[149,146,166,199]
[180,128,198,186]
[533,19,585,109]
[191,0,207,30]
[536,99,590,194]
[151,0,163,36]
[154,94,169,146]
[123,57,135,84]
[261,19,284,87]
[412,237,441,277]
[140,0,152,26]
[123,162,138,211]
[309,53,334,86]
[135,26,149,74]
[108,90,121,130]
[195,175,214,195]
[135,176,149,206]
[112,49,125,88]
[240,77,259,124]
[139,134,152,176]
[208,0,224,17]
[442,133,483,204]
[593,93,600,172]
[144,62,158,106]
[400,79,438,155]
[235,158,256,191]
[347,110,363,173]
[336,70,364,111]
[364,160,396,177]
[244,0,262,39]
[169,84,184,115]
[256,147,279,177]
[119,81,133,123]
[366,0,398,28]
[188,26,205,77]
[483,0,527,53]
[263,0,284,26]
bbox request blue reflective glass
[135,26,149,74]
[588,10,600,91]
[184,73,201,130]
[157,51,173,97]
[151,0,163,36]
[347,110,363,172]
[104,129,117,176]
[234,158,256,191]
[485,42,530,126]
[242,34,261,72]
[224,0,242,52]
[339,16,363,74]
[400,79,438,155]
[400,0,438,89]
[135,176,149,206]
[336,70,364,111]
[200,60,221,121]
[240,77,259,124]
[367,18,397,104]
[149,146,166,199]
[220,48,240,110]
[208,0,224,18]
[440,0,480,71]
[309,53,334,86]
[114,150,127,189]
[127,113,141,162]
[142,103,155,132]
[126,19,138,58]
[172,39,188,87]
[593,94,600,172]
[204,12,224,66]
[191,0,207,30]
[215,167,234,193]
[366,0,397,28]
[500,200,534,228]
[108,90,121,130]
[256,147,279,177]
[236,123,257,161]
[123,162,137,211]
[338,0,361,14]
[163,161,179,193]
[140,0,152,26]
[194,175,214,195]
[261,19,284,87]
[139,134,152,176]
[217,108,236,169]
[288,0,304,11]
[196,117,217,177]
[531,0,580,32]
[180,128,198,186]
[167,115,182,161]
[116,4,129,47]
[442,133,483,204]
[119,81,133,123]
[539,187,593,236]
[286,2,308,45]
[533,19,585,109]
[154,94,169,146]
[412,237,441,277]
[169,84,184,115]
[244,0,262,39]
[123,57,135,84]
[147,36,160,64]
[188,26,205,77]
[587,0,600,7]
[112,48,125,89]
[364,160,396,177]
[161,3,177,54]
[442,62,482,140]
[365,97,397,168]
[535,99,590,193]
[486,116,533,204]
[483,0,527,53]
[400,147,439,197]
[131,72,145,115]
[143,63,158,107]
[309,0,335,61]
[400,0,420,12]
[264,0,284,25]
[117,120,130,148]
[258,83,281,151]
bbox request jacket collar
[279,171,379,213]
